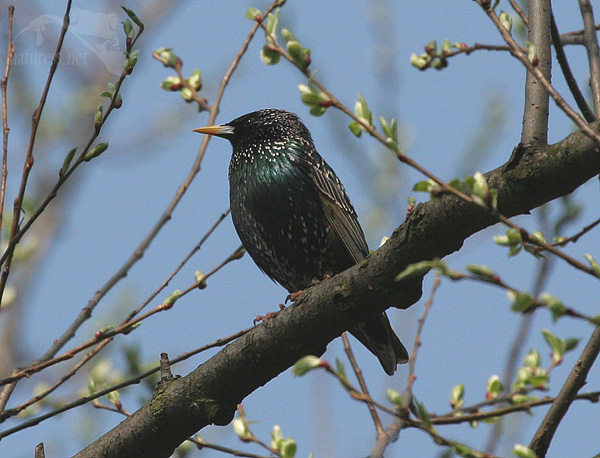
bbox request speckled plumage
[198,109,407,375]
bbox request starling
[194,109,408,375]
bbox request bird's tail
[349,312,408,376]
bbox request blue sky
[1,1,599,457]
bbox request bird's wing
[308,159,369,263]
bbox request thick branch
[72,121,600,458]
[522,0,552,144]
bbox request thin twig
[554,216,600,246]
[551,13,596,122]
[508,0,528,25]
[0,326,252,437]
[0,0,73,303]
[190,436,272,458]
[0,5,15,251]
[370,275,441,458]
[474,1,600,146]
[122,208,230,322]
[341,333,384,436]
[530,326,600,456]
[0,243,243,390]
[578,0,600,114]
[0,0,269,411]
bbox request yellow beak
[193,125,235,136]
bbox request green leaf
[265,10,279,35]
[565,338,580,352]
[60,147,77,176]
[508,291,534,312]
[260,45,281,65]
[348,122,363,137]
[413,179,435,193]
[415,400,432,429]
[244,7,261,20]
[499,11,513,32]
[539,292,566,321]
[122,19,134,39]
[541,328,565,361]
[121,6,143,28]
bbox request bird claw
[285,290,304,303]
[253,304,286,325]
[253,311,278,325]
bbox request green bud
[410,52,428,69]
[450,383,465,409]
[194,271,207,289]
[124,49,139,71]
[526,41,537,64]
[261,45,281,65]
[163,289,182,307]
[292,355,324,375]
[281,28,296,43]
[499,11,512,32]
[122,19,134,39]
[486,375,504,400]
[160,76,182,91]
[584,253,600,277]
[452,443,483,458]
[188,69,202,91]
[84,142,109,161]
[60,147,77,176]
[524,350,540,368]
[512,444,537,458]
[386,388,405,409]
[467,264,497,281]
[396,260,434,281]
[154,47,178,67]
[94,104,103,126]
[508,290,534,312]
[181,87,194,101]
[232,418,251,440]
[441,38,451,54]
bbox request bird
[194,108,408,375]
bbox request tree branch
[529,325,600,457]
[70,120,600,458]
[521,0,552,144]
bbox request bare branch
[530,325,600,456]
[578,0,600,114]
[521,0,552,144]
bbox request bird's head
[193,109,312,149]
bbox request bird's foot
[285,290,304,303]
[253,303,286,325]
